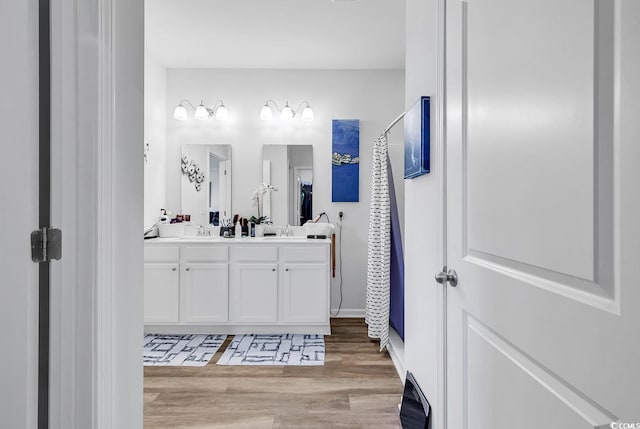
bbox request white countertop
[145,236,331,244]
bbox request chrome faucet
[282,225,290,237]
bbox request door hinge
[31,227,62,263]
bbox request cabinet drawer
[230,246,278,262]
[181,245,228,262]
[282,246,327,262]
[144,246,179,262]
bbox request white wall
[144,55,167,229]
[165,68,404,314]
[404,0,445,426]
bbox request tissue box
[158,223,185,238]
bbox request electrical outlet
[336,207,344,222]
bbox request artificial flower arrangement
[250,183,277,224]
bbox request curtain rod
[383,112,406,135]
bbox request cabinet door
[283,264,329,323]
[231,263,278,323]
[181,263,228,323]
[144,263,179,324]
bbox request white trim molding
[387,326,406,383]
[50,0,144,428]
[330,308,366,318]
[95,0,115,427]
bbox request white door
[219,160,231,219]
[446,0,640,427]
[0,1,39,427]
[181,263,229,323]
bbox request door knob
[435,268,458,287]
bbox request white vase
[255,224,265,237]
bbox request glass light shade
[215,104,229,120]
[280,104,294,120]
[301,105,314,121]
[194,103,209,120]
[173,104,188,121]
[260,104,273,120]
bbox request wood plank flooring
[144,318,404,428]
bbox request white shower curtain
[366,133,391,351]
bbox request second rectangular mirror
[262,145,313,226]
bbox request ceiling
[145,0,406,70]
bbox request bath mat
[216,334,325,366]
[143,334,226,366]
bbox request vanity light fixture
[260,100,314,122]
[173,99,229,121]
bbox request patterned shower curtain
[366,133,391,351]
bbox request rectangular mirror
[262,145,313,226]
[181,144,231,226]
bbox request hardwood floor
[144,318,404,428]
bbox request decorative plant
[251,183,277,223]
[249,215,269,225]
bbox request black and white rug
[216,334,325,366]
[143,334,226,366]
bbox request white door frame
[50,0,144,427]
[403,0,448,427]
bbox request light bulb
[280,102,294,120]
[260,104,273,120]
[173,104,188,121]
[215,104,229,120]
[194,102,209,120]
[301,105,314,122]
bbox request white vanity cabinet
[231,263,279,323]
[143,246,180,323]
[180,262,228,323]
[144,238,331,335]
[282,245,330,324]
[179,246,229,324]
[229,245,279,324]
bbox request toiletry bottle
[235,221,242,238]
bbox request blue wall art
[404,96,430,179]
[332,119,360,202]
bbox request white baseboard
[387,326,406,384]
[330,308,365,318]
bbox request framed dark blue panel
[332,119,360,202]
[404,96,430,179]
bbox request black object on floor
[400,371,430,429]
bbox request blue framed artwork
[404,96,430,179]
[332,119,360,202]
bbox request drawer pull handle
[185,268,190,272]
[272,268,276,272]
[171,267,177,272]
[285,268,289,272]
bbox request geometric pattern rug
[143,334,226,367]
[216,334,325,366]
